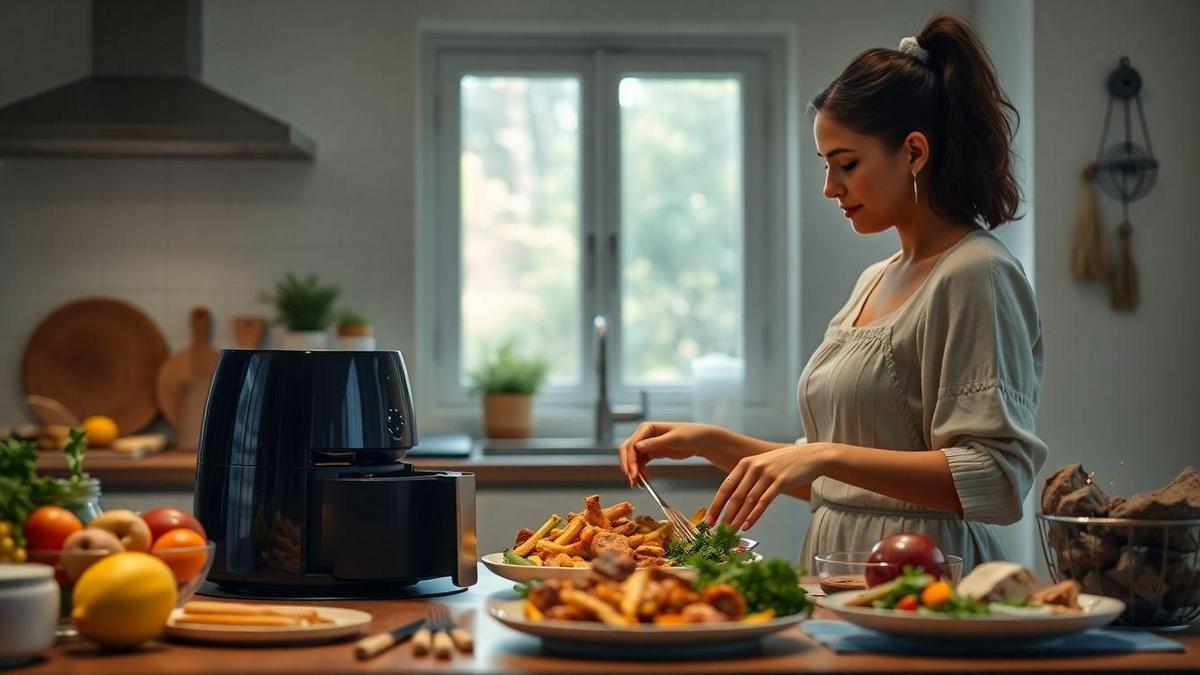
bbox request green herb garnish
[692,555,813,617]
[665,522,742,565]
[0,428,92,548]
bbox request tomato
[150,528,208,584]
[896,594,920,611]
[24,506,83,551]
[141,507,206,543]
[865,533,947,586]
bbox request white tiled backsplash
[0,160,415,426]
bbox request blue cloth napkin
[802,620,1187,656]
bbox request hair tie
[898,36,930,65]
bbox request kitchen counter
[20,566,1199,673]
[35,449,723,490]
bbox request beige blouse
[796,229,1047,572]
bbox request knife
[354,618,426,660]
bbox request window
[423,34,788,432]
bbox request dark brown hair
[810,14,1021,229]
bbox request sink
[477,437,617,456]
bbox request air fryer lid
[198,350,417,467]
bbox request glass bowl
[813,551,964,596]
[28,541,216,617]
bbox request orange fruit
[24,506,83,551]
[150,528,208,583]
[81,415,119,447]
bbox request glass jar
[33,478,103,524]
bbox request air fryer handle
[452,473,477,587]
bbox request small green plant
[337,308,369,329]
[261,273,340,331]
[468,341,550,395]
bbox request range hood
[0,0,314,160]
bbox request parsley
[692,555,813,617]
[665,522,741,565]
[0,429,92,548]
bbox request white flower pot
[333,335,376,350]
[281,330,329,350]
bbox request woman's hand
[618,422,724,486]
[706,443,833,531]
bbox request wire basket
[1037,513,1200,630]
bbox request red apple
[142,507,206,543]
[865,533,947,587]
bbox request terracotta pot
[337,323,372,337]
[482,393,533,439]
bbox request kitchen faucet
[593,315,648,446]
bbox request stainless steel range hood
[0,0,314,160]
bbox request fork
[418,605,472,658]
[638,473,700,543]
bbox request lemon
[81,415,119,447]
[72,552,177,648]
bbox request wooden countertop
[36,449,723,490]
[22,567,1199,673]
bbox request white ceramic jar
[0,563,59,667]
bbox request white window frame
[419,31,792,439]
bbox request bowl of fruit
[814,534,963,596]
[23,506,215,647]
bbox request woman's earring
[912,171,919,204]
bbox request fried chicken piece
[591,548,637,581]
[591,530,634,558]
[682,602,730,623]
[701,584,746,619]
[585,494,613,528]
[514,528,535,547]
[1030,579,1081,610]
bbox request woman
[618,14,1046,570]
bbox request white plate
[482,550,763,584]
[821,591,1125,640]
[164,606,372,645]
[487,597,804,645]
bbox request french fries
[513,514,561,557]
[507,495,686,569]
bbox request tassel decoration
[1109,220,1139,311]
[1071,163,1110,282]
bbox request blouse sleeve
[918,246,1048,525]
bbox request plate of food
[483,495,759,583]
[489,549,811,657]
[164,601,372,645]
[822,561,1126,641]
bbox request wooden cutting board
[156,307,220,451]
[22,298,169,435]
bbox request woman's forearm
[821,443,963,516]
[703,430,812,500]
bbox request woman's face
[814,112,919,235]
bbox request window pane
[460,75,581,384]
[619,76,743,383]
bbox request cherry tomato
[896,594,920,611]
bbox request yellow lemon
[72,551,177,648]
[81,415,119,447]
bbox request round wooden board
[22,298,169,435]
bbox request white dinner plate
[487,597,804,647]
[164,606,372,645]
[482,550,763,584]
[821,591,1125,641]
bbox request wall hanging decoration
[1089,56,1159,312]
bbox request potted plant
[334,309,375,350]
[468,341,549,439]
[261,273,339,350]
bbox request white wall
[1029,0,1200,499]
